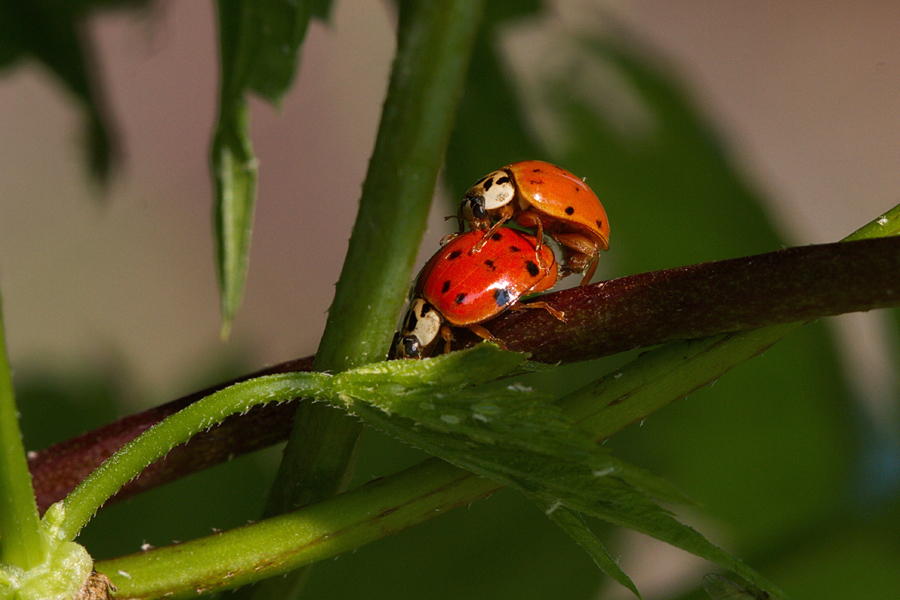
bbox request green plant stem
[98,458,495,600]
[260,0,486,530]
[0,295,48,570]
[57,373,330,543]
[95,204,900,598]
[253,4,485,597]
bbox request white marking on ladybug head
[461,170,515,222]
[394,298,442,359]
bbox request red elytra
[459,160,610,285]
[392,229,563,359]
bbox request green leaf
[333,346,782,599]
[703,574,771,600]
[246,0,333,101]
[531,481,786,600]
[339,347,688,504]
[211,101,257,339]
[537,500,641,599]
[212,0,332,334]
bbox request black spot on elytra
[484,259,496,270]
[596,219,604,229]
[454,293,467,305]
[441,280,451,294]
[491,232,503,241]
[525,261,540,277]
[509,245,521,253]
[447,250,462,260]
[565,206,575,215]
[494,288,512,307]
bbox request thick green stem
[266,0,487,513]
[261,0,486,532]
[312,0,487,373]
[253,4,486,598]
[0,296,48,570]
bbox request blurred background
[1,1,900,599]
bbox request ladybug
[459,160,610,285]
[392,228,564,359]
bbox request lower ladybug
[392,229,565,359]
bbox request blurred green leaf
[702,574,769,600]
[443,31,542,206]
[246,0,332,101]
[769,504,900,600]
[539,32,854,557]
[212,0,332,335]
[443,0,545,210]
[0,0,147,180]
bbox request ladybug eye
[400,336,421,359]
[462,197,487,221]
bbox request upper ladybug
[459,160,610,285]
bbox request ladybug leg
[579,254,599,286]
[471,205,514,254]
[553,233,600,286]
[508,301,566,323]
[439,231,460,246]
[467,324,507,350]
[439,325,455,355]
[514,211,547,270]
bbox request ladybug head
[461,169,515,224]
[392,298,442,359]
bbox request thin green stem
[98,459,495,600]
[0,294,48,570]
[57,373,329,543]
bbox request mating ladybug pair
[391,160,610,359]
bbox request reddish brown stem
[28,236,900,511]
[481,236,900,362]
